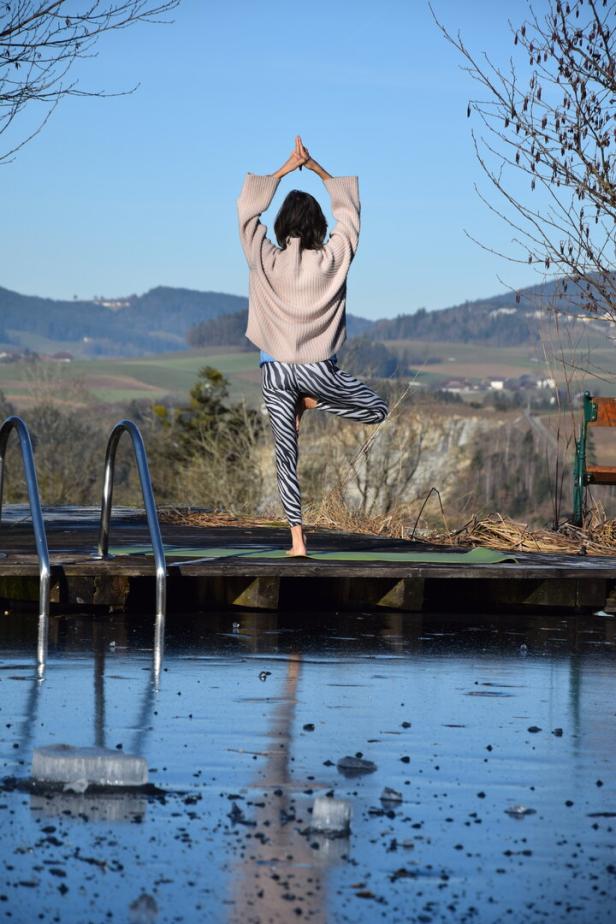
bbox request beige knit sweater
[237,173,360,363]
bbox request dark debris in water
[336,755,377,776]
[0,776,170,799]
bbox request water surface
[0,610,614,923]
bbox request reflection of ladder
[0,416,51,672]
[95,420,167,678]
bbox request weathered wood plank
[0,507,612,611]
[0,555,613,581]
[0,548,614,581]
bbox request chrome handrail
[0,416,51,672]
[96,421,166,677]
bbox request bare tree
[0,0,179,161]
[433,0,616,324]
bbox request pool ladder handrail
[0,416,51,670]
[96,421,166,669]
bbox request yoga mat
[108,545,516,564]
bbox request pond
[0,609,614,923]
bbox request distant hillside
[187,309,374,350]
[371,302,539,347]
[371,278,607,347]
[0,286,247,356]
[0,275,605,359]
[186,278,598,352]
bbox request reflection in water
[0,609,614,923]
[34,602,165,687]
[231,653,339,923]
[30,790,148,823]
[16,656,43,755]
[93,623,106,748]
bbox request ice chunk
[336,755,377,776]
[63,778,89,794]
[380,786,403,804]
[311,796,351,835]
[504,804,537,818]
[32,744,148,787]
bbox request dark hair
[274,190,328,251]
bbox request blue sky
[2,0,546,320]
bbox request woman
[237,136,388,556]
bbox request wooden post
[336,576,424,612]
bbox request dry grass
[159,507,286,529]
[162,497,616,556]
[304,486,416,538]
[429,509,616,556]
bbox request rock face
[255,409,497,519]
[32,744,148,788]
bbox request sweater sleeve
[236,173,280,267]
[323,176,360,260]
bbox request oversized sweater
[237,173,360,363]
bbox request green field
[0,348,263,408]
[385,338,616,394]
[0,336,613,411]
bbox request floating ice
[336,755,377,776]
[311,796,351,835]
[504,804,537,817]
[380,787,403,804]
[32,744,148,788]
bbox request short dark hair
[274,189,328,251]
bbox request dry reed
[428,509,616,555]
[163,499,616,556]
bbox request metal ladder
[96,420,167,679]
[0,416,51,675]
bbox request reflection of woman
[237,136,388,556]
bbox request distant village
[0,349,73,363]
[437,372,559,407]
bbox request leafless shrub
[4,402,105,503]
[169,402,264,514]
[433,0,616,323]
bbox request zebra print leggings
[261,359,389,526]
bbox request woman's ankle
[289,523,306,548]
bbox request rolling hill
[0,286,248,357]
[0,275,610,360]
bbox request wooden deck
[0,507,614,613]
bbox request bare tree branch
[431,0,616,323]
[0,0,180,162]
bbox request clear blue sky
[2,0,545,320]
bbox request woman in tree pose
[237,136,388,556]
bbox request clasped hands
[276,135,311,176]
[272,136,331,180]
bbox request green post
[572,392,595,527]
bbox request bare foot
[295,395,318,433]
[287,525,308,556]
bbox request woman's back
[237,172,360,364]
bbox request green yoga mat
[108,544,516,564]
